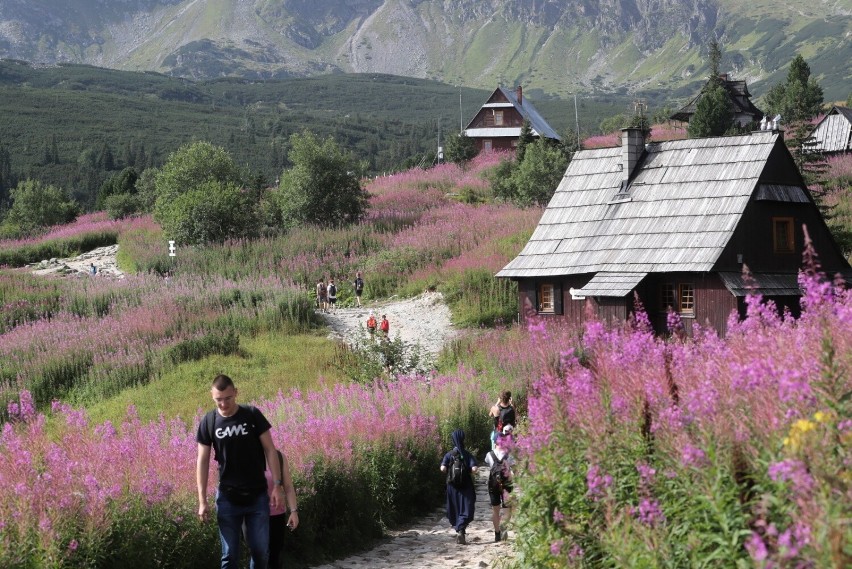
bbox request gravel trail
[319,292,458,360]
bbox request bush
[104,193,143,219]
[156,180,258,245]
[275,131,369,229]
[5,179,79,232]
[331,328,433,383]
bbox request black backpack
[496,404,516,433]
[446,449,467,487]
[487,450,509,492]
[328,284,337,297]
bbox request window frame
[494,110,504,126]
[678,283,695,316]
[483,139,493,152]
[660,283,676,311]
[772,217,795,254]
[659,281,695,317]
[538,283,555,314]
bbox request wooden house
[463,86,560,153]
[671,74,764,128]
[806,106,852,153]
[497,128,851,336]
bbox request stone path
[319,292,458,361]
[29,245,124,278]
[310,469,515,568]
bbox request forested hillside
[0,61,646,209]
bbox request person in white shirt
[485,425,515,542]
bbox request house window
[660,282,694,315]
[483,139,493,152]
[539,284,555,313]
[494,110,504,126]
[661,283,676,311]
[679,284,695,315]
[773,217,794,254]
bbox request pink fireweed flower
[550,539,564,556]
[768,459,815,497]
[680,443,708,468]
[586,464,612,501]
[746,532,769,561]
[636,462,656,487]
[778,522,811,559]
[632,498,666,527]
[568,544,584,560]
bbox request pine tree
[516,120,536,162]
[687,40,732,138]
[764,54,824,124]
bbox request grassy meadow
[1,137,851,568]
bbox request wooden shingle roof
[497,131,783,279]
[670,77,764,123]
[807,106,852,153]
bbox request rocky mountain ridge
[0,0,849,98]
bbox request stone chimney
[515,85,522,106]
[621,127,645,184]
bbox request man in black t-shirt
[197,374,286,569]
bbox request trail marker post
[168,240,176,257]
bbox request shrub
[104,193,143,219]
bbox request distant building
[806,106,852,154]
[463,86,560,153]
[671,74,764,128]
[497,128,850,337]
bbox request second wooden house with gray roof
[464,86,560,154]
[806,106,852,154]
[497,128,851,336]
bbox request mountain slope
[0,0,848,99]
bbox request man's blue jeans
[216,490,270,569]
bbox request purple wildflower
[586,464,612,501]
[550,539,564,556]
[746,532,768,561]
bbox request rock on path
[310,470,515,568]
[319,292,458,360]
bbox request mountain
[0,0,849,100]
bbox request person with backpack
[353,271,364,306]
[440,429,478,544]
[327,278,338,312]
[489,390,516,450]
[366,312,377,340]
[379,314,389,337]
[485,425,515,542]
[196,374,286,569]
[264,449,299,569]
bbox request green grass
[84,331,345,425]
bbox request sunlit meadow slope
[0,151,542,567]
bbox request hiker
[90,263,97,275]
[327,278,337,311]
[380,314,389,337]
[489,391,516,450]
[196,374,286,569]
[265,449,299,569]
[353,271,364,307]
[316,278,327,312]
[486,425,515,542]
[440,429,477,544]
[367,312,377,340]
